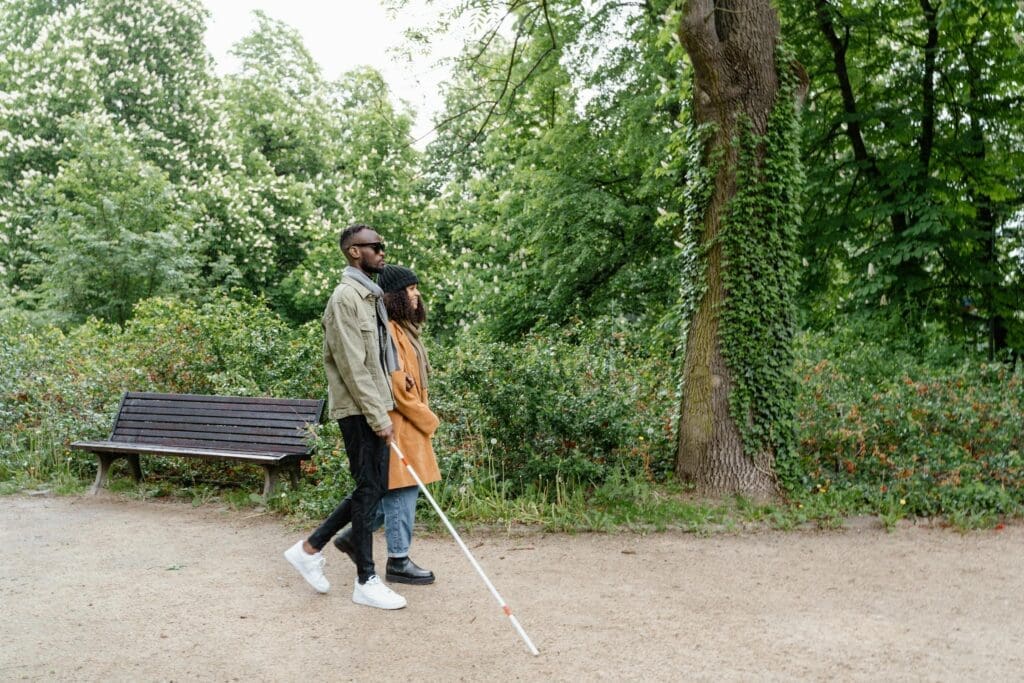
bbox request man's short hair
[339,224,372,251]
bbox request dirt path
[1,494,1022,682]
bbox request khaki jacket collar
[343,271,375,299]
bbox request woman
[333,264,441,585]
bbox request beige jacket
[387,321,441,489]
[322,274,394,431]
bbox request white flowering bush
[0,1,429,321]
[0,0,220,288]
[22,114,195,324]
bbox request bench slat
[112,420,311,440]
[122,398,320,418]
[113,427,308,447]
[118,409,315,423]
[114,411,315,430]
[106,435,308,454]
[70,440,300,463]
[124,392,319,409]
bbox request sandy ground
[1,494,1023,682]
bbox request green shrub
[19,116,197,327]
[7,296,1022,528]
[4,295,679,512]
[786,331,1024,524]
[430,323,677,498]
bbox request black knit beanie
[378,264,419,293]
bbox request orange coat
[387,321,441,489]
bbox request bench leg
[91,454,116,494]
[262,465,280,500]
[288,464,300,490]
[126,454,143,482]
[90,453,143,494]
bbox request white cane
[389,441,540,656]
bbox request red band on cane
[503,605,512,616]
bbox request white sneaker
[352,575,407,610]
[284,540,329,593]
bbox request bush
[786,331,1024,523]
[7,295,1022,528]
[21,116,196,326]
[430,323,677,498]
[3,297,678,511]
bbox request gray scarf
[344,266,399,374]
[400,321,431,392]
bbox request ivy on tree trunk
[676,0,806,497]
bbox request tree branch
[813,0,870,163]
[470,5,541,143]
[917,0,939,172]
[678,0,720,56]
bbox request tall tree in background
[787,0,1024,355]
[0,2,425,322]
[219,11,351,314]
[416,1,685,338]
[278,66,422,321]
[24,115,195,325]
[0,0,218,298]
[675,1,805,495]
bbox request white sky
[201,0,459,145]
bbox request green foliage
[427,464,731,533]
[21,115,195,325]
[783,0,1024,345]
[0,0,220,293]
[2,0,1021,531]
[787,330,1024,526]
[418,3,685,340]
[219,14,425,319]
[716,45,805,462]
[277,67,425,322]
[5,292,1023,527]
[3,295,680,503]
[0,2,427,323]
[0,294,323,489]
[429,320,677,498]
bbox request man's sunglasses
[351,242,386,253]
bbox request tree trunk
[675,0,791,497]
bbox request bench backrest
[109,392,324,456]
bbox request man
[284,223,406,610]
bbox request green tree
[0,0,220,295]
[277,66,423,321]
[418,1,685,339]
[393,0,810,498]
[0,3,425,317]
[23,115,194,325]
[786,0,1024,354]
[216,11,345,312]
[675,0,806,496]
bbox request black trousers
[307,416,389,582]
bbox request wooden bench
[71,391,324,499]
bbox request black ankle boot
[386,556,435,585]
[332,532,356,566]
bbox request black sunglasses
[351,241,386,253]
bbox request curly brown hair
[383,289,426,325]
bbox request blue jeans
[368,485,420,557]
